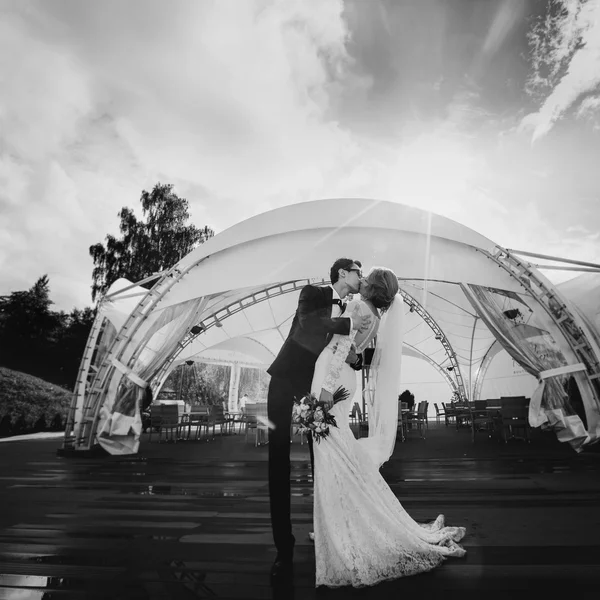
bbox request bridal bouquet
[292,386,350,443]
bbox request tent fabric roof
[178,198,499,271]
[87,199,600,454]
[98,199,564,387]
[161,198,517,309]
[142,198,523,386]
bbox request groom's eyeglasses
[347,268,362,277]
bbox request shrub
[0,367,71,437]
[0,415,11,437]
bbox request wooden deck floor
[0,422,599,599]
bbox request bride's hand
[319,389,334,409]
[345,346,358,366]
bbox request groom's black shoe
[270,556,294,581]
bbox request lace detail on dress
[347,299,380,354]
[322,330,357,395]
[313,416,467,588]
[321,300,380,396]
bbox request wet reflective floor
[0,424,599,599]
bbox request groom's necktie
[332,299,346,314]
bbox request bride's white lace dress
[310,299,466,588]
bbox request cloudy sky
[1,0,599,311]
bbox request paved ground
[0,422,599,599]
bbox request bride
[310,267,466,588]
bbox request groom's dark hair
[330,258,362,284]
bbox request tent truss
[64,315,107,447]
[151,279,316,394]
[151,280,468,403]
[65,263,195,450]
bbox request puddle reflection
[29,555,115,567]
[0,574,79,598]
[135,485,243,497]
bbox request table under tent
[63,199,600,456]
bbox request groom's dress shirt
[330,286,350,321]
[330,286,362,369]
[331,286,343,315]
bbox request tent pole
[228,364,241,412]
[468,316,479,401]
[530,264,600,273]
[507,249,600,270]
[103,270,168,300]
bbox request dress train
[310,337,466,588]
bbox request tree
[52,307,97,386]
[161,363,231,406]
[0,275,62,375]
[89,183,213,301]
[0,277,95,387]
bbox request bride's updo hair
[366,267,399,313]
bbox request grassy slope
[0,366,72,431]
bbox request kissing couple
[266,257,466,588]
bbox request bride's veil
[357,294,404,468]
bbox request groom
[267,258,372,581]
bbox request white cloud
[525,0,582,97]
[566,224,591,234]
[57,0,358,205]
[482,0,524,57]
[0,0,364,308]
[0,6,98,307]
[0,9,92,161]
[576,95,600,116]
[521,0,600,141]
[576,94,600,130]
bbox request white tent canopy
[65,199,600,455]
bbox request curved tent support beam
[63,312,107,450]
[399,288,468,401]
[404,343,459,396]
[472,340,502,401]
[68,261,204,451]
[151,278,322,394]
[153,281,468,403]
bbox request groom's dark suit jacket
[267,284,356,393]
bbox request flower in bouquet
[292,386,351,443]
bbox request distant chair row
[148,403,235,443]
[439,396,531,443]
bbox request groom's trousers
[267,376,314,561]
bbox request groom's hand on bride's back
[351,307,372,333]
